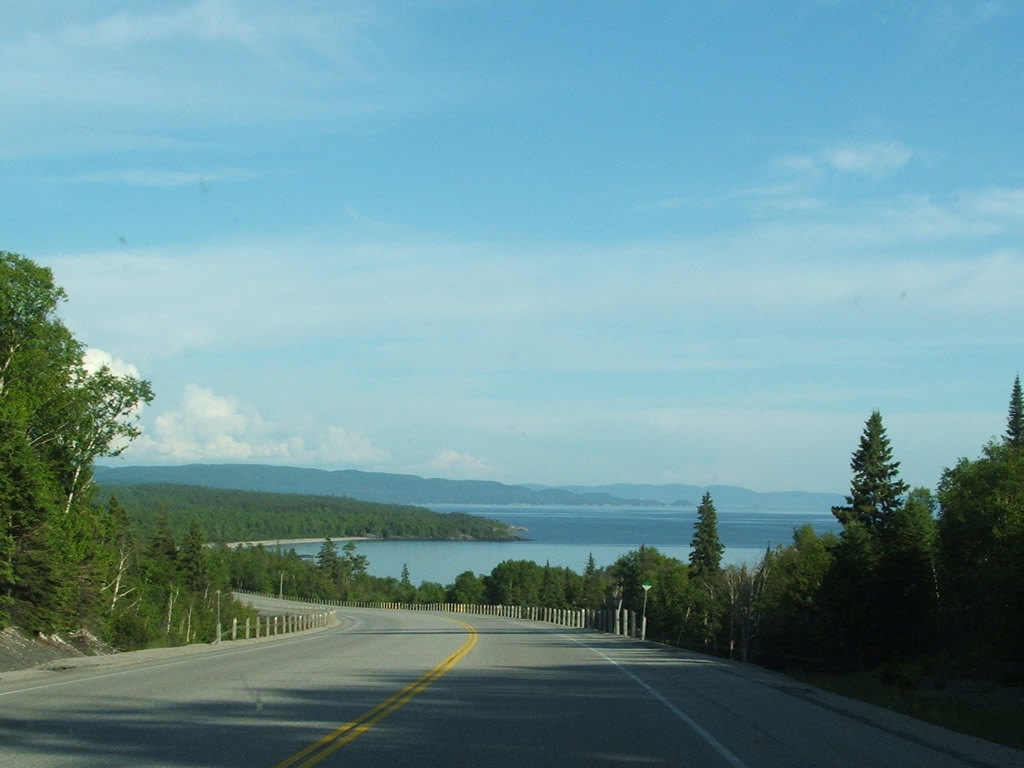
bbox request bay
[279,504,842,587]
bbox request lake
[280,504,842,586]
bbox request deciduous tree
[0,252,152,631]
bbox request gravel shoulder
[0,626,116,674]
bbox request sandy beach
[222,536,372,548]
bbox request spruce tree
[1006,375,1023,447]
[832,410,909,536]
[581,553,601,609]
[179,518,208,595]
[690,492,724,578]
[147,512,178,567]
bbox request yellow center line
[273,620,478,768]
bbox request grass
[793,667,1024,751]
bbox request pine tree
[179,518,208,594]
[581,552,601,609]
[832,410,909,536]
[540,560,565,608]
[316,538,340,581]
[1006,375,1023,448]
[690,492,724,578]
[341,541,368,577]
[147,511,178,566]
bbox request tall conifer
[690,492,724,577]
[832,410,908,536]
[1006,374,1023,447]
[179,517,208,594]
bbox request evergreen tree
[398,563,415,602]
[581,552,602,609]
[539,560,565,607]
[1006,375,1023,448]
[147,511,178,566]
[179,517,208,594]
[689,492,724,578]
[342,541,368,577]
[316,537,340,584]
[832,410,909,536]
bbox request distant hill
[93,464,658,507]
[93,464,844,510]
[551,483,845,510]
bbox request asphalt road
[1,606,1021,768]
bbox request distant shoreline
[222,536,371,548]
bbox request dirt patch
[0,626,116,673]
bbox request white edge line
[569,635,749,768]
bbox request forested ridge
[93,483,518,542]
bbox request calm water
[281,504,841,587]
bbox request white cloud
[771,141,912,182]
[427,449,497,480]
[82,347,141,378]
[822,141,912,174]
[130,383,386,466]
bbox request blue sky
[3,1,1022,493]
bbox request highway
[1,606,1021,768]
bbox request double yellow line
[273,621,478,768]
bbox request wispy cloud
[958,186,1024,220]
[821,141,913,175]
[775,140,913,180]
[0,1,436,157]
[74,167,264,187]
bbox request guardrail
[234,590,641,638]
[217,604,333,643]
